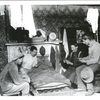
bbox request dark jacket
[61,50,83,69]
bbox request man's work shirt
[22,54,37,70]
[85,41,100,65]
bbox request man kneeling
[0,53,30,96]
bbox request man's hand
[22,75,30,83]
[64,59,73,65]
[34,64,38,68]
[78,58,83,60]
[79,59,86,63]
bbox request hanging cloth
[87,8,99,33]
[10,5,36,38]
[23,5,36,38]
[60,29,69,74]
[10,5,22,29]
[63,29,69,58]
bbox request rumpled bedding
[28,61,71,89]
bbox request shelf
[6,41,62,46]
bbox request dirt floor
[33,86,100,96]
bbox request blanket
[28,58,71,89]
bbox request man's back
[0,62,25,92]
[0,62,15,92]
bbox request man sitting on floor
[21,46,38,74]
[61,43,83,88]
[76,33,100,96]
[0,53,30,96]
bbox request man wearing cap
[0,53,30,96]
[76,33,100,96]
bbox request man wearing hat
[76,33,100,96]
[0,53,30,96]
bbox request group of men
[0,32,100,96]
[62,33,100,95]
[0,46,38,96]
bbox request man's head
[82,33,95,46]
[71,44,78,52]
[30,46,37,57]
[14,53,24,65]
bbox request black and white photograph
[0,0,100,96]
